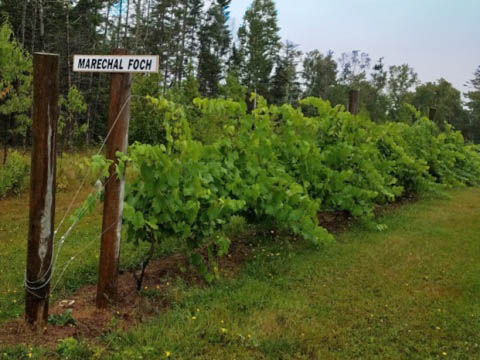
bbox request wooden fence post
[96,49,131,308]
[25,53,59,326]
[348,89,360,115]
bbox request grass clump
[0,151,29,198]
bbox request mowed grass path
[96,188,480,359]
[1,188,480,359]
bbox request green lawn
[1,188,480,359]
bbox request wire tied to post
[23,95,138,297]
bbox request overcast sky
[228,0,480,92]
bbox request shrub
[0,151,29,197]
[82,95,480,282]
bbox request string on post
[24,94,138,297]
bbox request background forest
[1,0,480,158]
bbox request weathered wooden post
[96,48,132,308]
[72,50,159,308]
[348,89,360,115]
[25,53,59,326]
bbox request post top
[33,52,60,57]
[113,48,128,54]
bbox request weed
[48,309,76,326]
[56,337,93,360]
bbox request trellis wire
[24,94,137,297]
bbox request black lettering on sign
[74,56,157,72]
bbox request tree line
[1,0,480,159]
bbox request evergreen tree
[465,65,480,142]
[140,0,203,92]
[227,43,243,73]
[237,0,280,102]
[467,65,480,90]
[148,0,177,93]
[197,0,232,97]
[170,0,203,85]
[0,21,32,164]
[270,40,302,105]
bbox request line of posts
[25,50,130,326]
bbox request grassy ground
[0,151,150,323]
[1,187,480,359]
[0,187,103,322]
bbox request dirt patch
[317,210,354,233]
[0,241,250,349]
[317,194,419,234]
[373,193,418,217]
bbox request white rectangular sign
[73,55,159,73]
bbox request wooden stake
[25,53,59,326]
[348,89,360,115]
[96,49,131,308]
